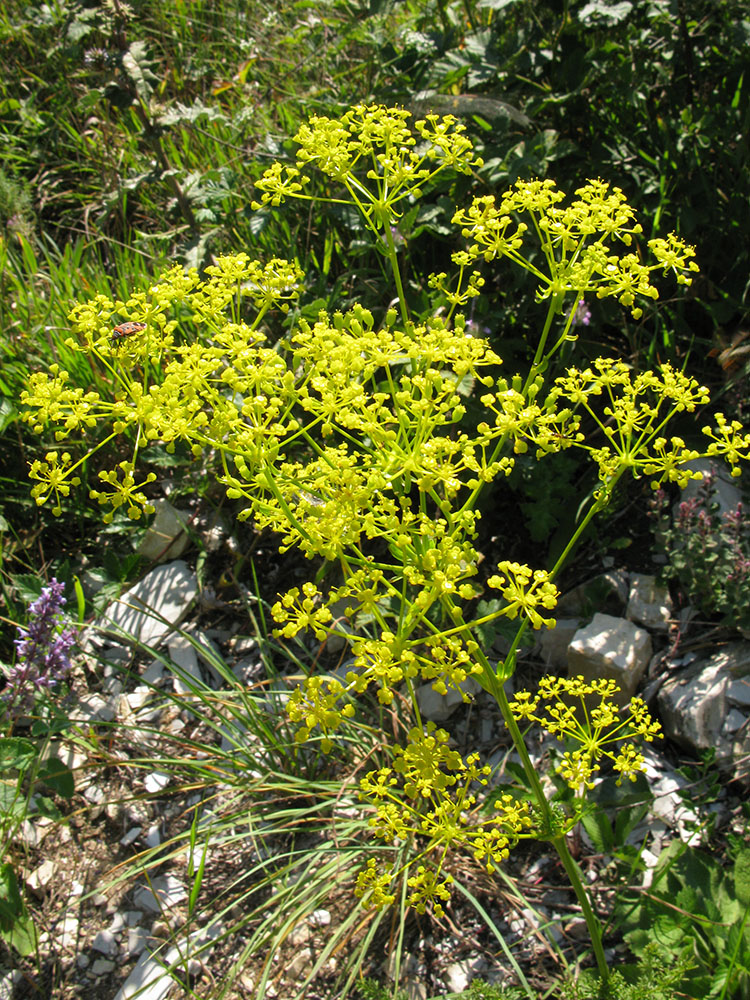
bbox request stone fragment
[127,927,149,956]
[92,929,117,955]
[678,458,742,517]
[133,874,186,912]
[114,922,223,1000]
[567,614,652,702]
[537,619,580,669]
[658,653,728,752]
[25,859,56,893]
[91,959,116,975]
[626,573,672,631]
[556,570,629,617]
[103,560,197,647]
[416,677,481,722]
[71,693,116,723]
[728,676,750,708]
[137,499,190,562]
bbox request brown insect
[110,320,147,345]
[709,330,750,374]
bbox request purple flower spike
[572,300,592,327]
[4,578,77,716]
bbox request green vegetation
[1,2,749,998]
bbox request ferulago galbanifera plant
[20,105,750,987]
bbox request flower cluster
[509,675,662,793]
[4,579,77,717]
[487,562,559,629]
[15,105,750,930]
[20,256,304,522]
[452,179,699,320]
[355,724,533,916]
[252,104,482,223]
[545,359,750,492]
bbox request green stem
[472,643,610,983]
[382,223,409,326]
[454,482,621,985]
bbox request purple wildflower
[4,579,77,714]
[571,300,591,327]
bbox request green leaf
[0,737,36,773]
[12,574,44,605]
[0,863,22,931]
[735,849,750,908]
[122,41,159,101]
[33,795,62,821]
[581,808,613,854]
[0,398,16,433]
[578,0,633,26]
[37,757,75,799]
[0,781,25,824]
[1,914,38,956]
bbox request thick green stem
[382,223,410,327]
[465,639,609,982]
[493,675,609,983]
[453,486,621,985]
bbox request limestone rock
[567,613,652,703]
[626,573,673,631]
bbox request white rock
[18,819,39,848]
[568,614,652,702]
[120,827,142,847]
[537,618,581,669]
[639,848,660,888]
[0,972,20,1000]
[91,959,116,975]
[649,766,702,844]
[133,875,186,912]
[25,859,56,893]
[308,909,331,927]
[40,742,87,783]
[167,634,201,694]
[54,912,80,950]
[232,656,261,684]
[92,929,118,955]
[102,642,130,665]
[127,687,155,711]
[143,771,170,794]
[444,959,486,993]
[114,922,223,1000]
[678,458,742,517]
[724,708,747,733]
[137,499,190,563]
[658,657,727,753]
[286,947,313,978]
[728,676,750,708]
[288,923,311,947]
[102,560,197,647]
[142,660,166,684]
[144,824,162,848]
[416,676,481,721]
[626,573,672,631]
[187,629,225,685]
[127,927,149,956]
[71,693,116,723]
